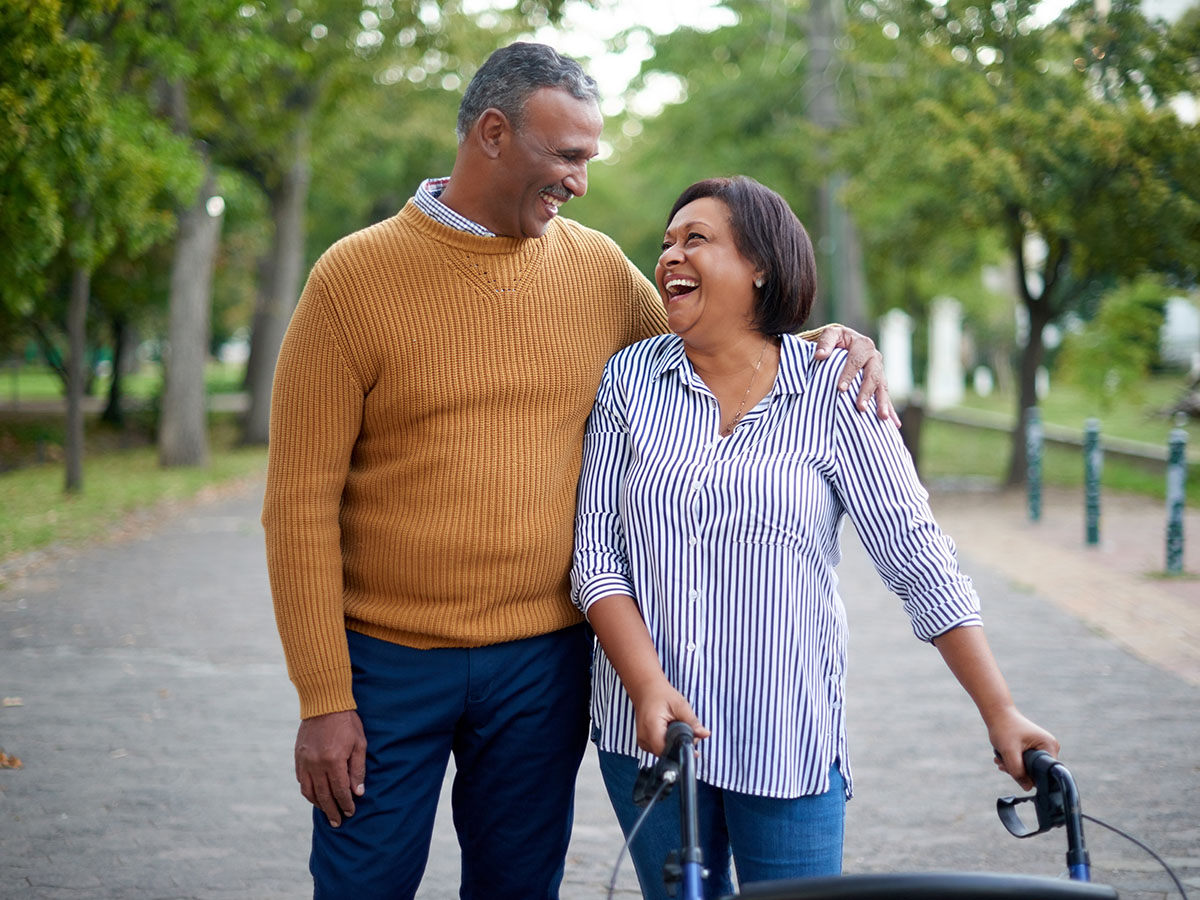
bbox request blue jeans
[597,749,845,900]
[310,626,590,900]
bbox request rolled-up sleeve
[831,381,982,642]
[571,366,636,615]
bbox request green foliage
[1057,276,1169,408]
[840,0,1200,307]
[0,0,108,316]
[833,0,1200,482]
[578,1,823,276]
[1,0,208,379]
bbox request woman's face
[655,196,762,345]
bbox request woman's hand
[629,676,711,758]
[986,705,1061,791]
[931,625,1060,791]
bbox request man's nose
[564,166,588,199]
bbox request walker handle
[997,749,1092,881]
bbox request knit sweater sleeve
[261,268,365,720]
[627,256,669,339]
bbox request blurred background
[1,0,1197,556]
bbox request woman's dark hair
[666,176,817,335]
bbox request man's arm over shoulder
[802,323,896,425]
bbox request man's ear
[475,108,509,160]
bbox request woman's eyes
[661,233,707,250]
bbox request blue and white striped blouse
[571,332,983,799]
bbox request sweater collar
[398,199,559,257]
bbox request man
[262,42,892,899]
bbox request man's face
[492,87,603,239]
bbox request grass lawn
[919,374,1198,503]
[0,361,245,404]
[918,417,1198,505]
[0,414,266,565]
[954,374,1192,449]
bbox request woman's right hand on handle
[629,677,710,758]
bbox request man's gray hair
[456,42,600,143]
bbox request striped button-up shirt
[571,333,983,799]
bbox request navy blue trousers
[310,625,591,900]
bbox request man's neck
[437,169,512,238]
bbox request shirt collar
[414,177,496,237]
[653,333,812,396]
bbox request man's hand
[295,710,367,828]
[812,325,899,426]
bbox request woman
[571,176,1058,899]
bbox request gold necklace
[720,337,769,436]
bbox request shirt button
[691,481,702,491]
[688,589,700,600]
[688,536,698,546]
[686,642,696,652]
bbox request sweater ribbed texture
[262,202,668,718]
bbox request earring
[754,277,764,288]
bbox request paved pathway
[0,479,1196,899]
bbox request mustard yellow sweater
[262,201,668,719]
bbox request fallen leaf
[0,750,23,769]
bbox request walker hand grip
[997,749,1068,838]
[632,721,695,808]
[664,721,695,760]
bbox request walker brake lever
[997,748,1067,838]
[632,721,694,808]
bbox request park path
[0,478,1196,899]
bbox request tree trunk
[241,124,311,445]
[1003,218,1071,487]
[1005,294,1054,486]
[101,313,127,426]
[805,0,871,335]
[65,262,90,493]
[159,163,222,467]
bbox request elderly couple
[262,41,1057,900]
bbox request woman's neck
[684,331,776,379]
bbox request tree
[1057,275,1168,409]
[838,0,1200,483]
[0,1,105,369]
[583,2,823,278]
[2,1,201,490]
[213,1,569,445]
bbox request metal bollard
[1166,420,1188,574]
[1084,419,1102,546]
[1027,407,1043,522]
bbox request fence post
[1026,407,1043,522]
[1084,418,1102,546]
[1166,419,1188,574]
